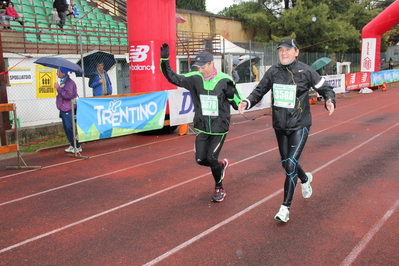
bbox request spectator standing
[388,57,394,70]
[5,2,23,26]
[89,62,113,96]
[251,60,259,82]
[232,63,240,83]
[53,0,68,29]
[54,67,82,153]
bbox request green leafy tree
[176,0,206,12]
[221,1,277,42]
[274,1,359,53]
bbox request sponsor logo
[363,57,371,70]
[129,45,154,72]
[94,99,158,126]
[130,45,149,62]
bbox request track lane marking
[0,93,387,180]
[340,198,399,266]
[143,122,399,265]
[1,123,398,258]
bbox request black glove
[160,43,169,59]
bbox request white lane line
[0,129,268,207]
[2,123,397,258]
[340,198,399,266]
[142,122,399,265]
[143,189,283,266]
[0,171,209,254]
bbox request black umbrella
[34,57,83,73]
[76,50,116,77]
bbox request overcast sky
[206,0,251,14]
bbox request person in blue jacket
[89,62,112,96]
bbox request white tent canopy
[214,35,251,55]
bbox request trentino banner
[76,91,169,142]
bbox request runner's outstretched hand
[326,99,335,115]
[238,101,248,114]
[161,43,169,59]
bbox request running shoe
[65,146,82,153]
[301,172,313,198]
[64,146,74,153]
[212,187,226,202]
[274,205,290,222]
[221,158,229,180]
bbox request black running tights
[195,133,226,187]
[275,127,310,207]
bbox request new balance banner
[76,91,169,142]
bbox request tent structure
[214,35,251,55]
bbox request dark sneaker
[221,158,229,180]
[212,187,226,202]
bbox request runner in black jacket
[160,43,243,202]
[239,38,336,222]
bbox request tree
[221,1,277,42]
[176,0,206,12]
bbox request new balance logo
[130,45,150,62]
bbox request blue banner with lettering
[76,91,169,142]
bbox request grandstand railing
[1,22,128,54]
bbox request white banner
[8,67,32,85]
[169,82,271,126]
[361,38,376,72]
[323,74,346,94]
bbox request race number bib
[200,94,218,116]
[273,84,296,108]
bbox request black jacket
[245,59,336,131]
[53,0,68,12]
[161,59,243,134]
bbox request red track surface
[1,84,399,265]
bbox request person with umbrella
[55,67,82,153]
[238,38,336,222]
[88,62,113,96]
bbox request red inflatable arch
[126,0,176,93]
[361,0,399,72]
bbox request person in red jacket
[5,2,23,26]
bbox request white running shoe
[274,205,290,222]
[65,146,82,153]
[64,146,74,153]
[301,172,313,198]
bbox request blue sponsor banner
[371,69,399,86]
[76,91,169,142]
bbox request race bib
[200,94,218,116]
[273,84,296,108]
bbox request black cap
[277,38,298,50]
[193,51,214,67]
